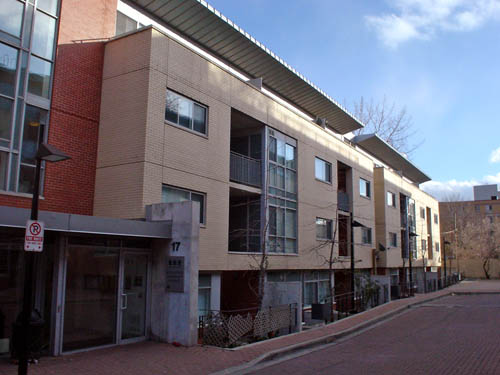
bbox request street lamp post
[18,143,70,375]
[350,212,366,309]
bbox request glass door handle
[121,293,128,310]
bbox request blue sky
[207,0,500,200]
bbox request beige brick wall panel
[102,29,152,80]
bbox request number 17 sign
[25,220,45,252]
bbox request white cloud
[366,0,500,48]
[421,172,500,201]
[490,147,500,163]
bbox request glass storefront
[62,245,120,352]
[0,227,54,355]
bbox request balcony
[230,151,261,187]
[338,191,350,212]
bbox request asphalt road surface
[251,294,500,375]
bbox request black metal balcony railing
[230,151,261,187]
[337,191,350,212]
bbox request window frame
[359,178,371,198]
[161,184,206,225]
[164,89,208,136]
[316,217,333,240]
[314,157,332,184]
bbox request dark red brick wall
[0,0,117,214]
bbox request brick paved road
[251,294,500,375]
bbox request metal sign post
[24,220,44,252]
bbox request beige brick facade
[95,27,436,274]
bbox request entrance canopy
[0,206,172,238]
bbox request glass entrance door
[119,253,149,342]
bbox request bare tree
[352,96,423,157]
[457,218,500,279]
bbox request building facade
[0,0,441,356]
[439,184,500,279]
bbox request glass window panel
[177,97,191,128]
[198,288,210,318]
[199,274,211,288]
[22,4,34,49]
[191,192,205,224]
[18,163,35,193]
[161,186,190,203]
[63,246,119,351]
[276,237,285,253]
[316,218,326,239]
[21,105,46,165]
[285,209,296,238]
[286,169,296,194]
[165,90,179,123]
[0,97,14,143]
[276,139,285,165]
[285,144,295,169]
[268,236,277,252]
[276,207,285,236]
[268,136,276,162]
[0,0,24,38]
[315,157,330,182]
[318,281,329,303]
[37,0,59,15]
[268,206,276,235]
[276,166,285,189]
[32,10,56,60]
[0,42,18,97]
[9,153,18,191]
[304,282,317,305]
[285,239,296,254]
[28,55,51,98]
[0,151,8,190]
[116,11,137,35]
[192,103,206,134]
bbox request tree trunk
[482,259,491,279]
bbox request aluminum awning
[126,0,364,134]
[351,134,431,184]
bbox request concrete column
[146,201,199,346]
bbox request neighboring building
[0,0,440,356]
[440,184,500,279]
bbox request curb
[210,291,451,375]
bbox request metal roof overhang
[351,134,431,184]
[0,206,172,238]
[126,0,364,134]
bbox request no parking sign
[24,220,44,252]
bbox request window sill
[360,195,371,201]
[164,120,208,139]
[227,251,299,256]
[0,190,45,200]
[315,178,332,186]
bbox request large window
[116,11,141,35]
[360,178,370,198]
[387,191,396,207]
[314,157,331,183]
[165,90,207,135]
[162,185,206,224]
[304,271,330,306]
[316,218,333,240]
[268,130,297,253]
[361,227,372,244]
[0,0,58,195]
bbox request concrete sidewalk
[1,280,498,375]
